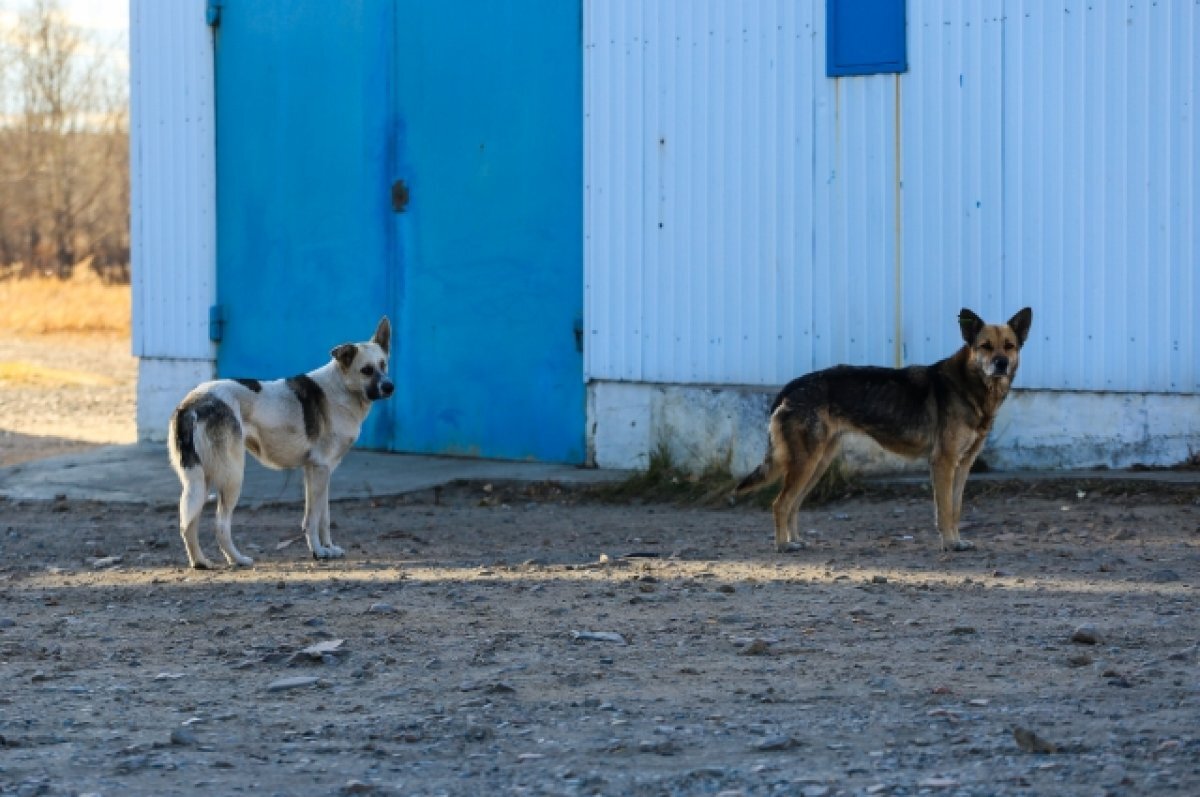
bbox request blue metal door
[390,1,585,462]
[214,1,584,461]
[213,1,395,448]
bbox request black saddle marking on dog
[286,375,327,441]
[173,395,241,469]
[234,378,262,393]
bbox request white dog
[167,317,393,568]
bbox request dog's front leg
[316,470,342,558]
[951,435,988,531]
[302,462,342,559]
[930,453,973,552]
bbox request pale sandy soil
[0,333,136,467]
[0,335,1198,796]
[0,480,1197,796]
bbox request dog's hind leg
[170,405,217,569]
[789,441,842,541]
[774,439,841,551]
[213,482,253,567]
[771,471,804,552]
[208,448,253,566]
[178,469,216,569]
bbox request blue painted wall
[214,1,584,461]
[214,2,395,448]
[391,1,585,462]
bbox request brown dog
[735,308,1032,552]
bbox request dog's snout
[993,355,1010,373]
[365,377,394,402]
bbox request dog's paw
[943,538,976,552]
[776,541,807,554]
[190,558,217,570]
[232,555,255,567]
[311,545,345,560]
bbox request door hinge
[209,304,226,343]
[206,0,222,28]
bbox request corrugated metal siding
[585,1,898,386]
[900,0,1005,366]
[585,0,1199,393]
[999,0,1198,392]
[130,1,215,360]
[584,1,646,382]
[818,76,900,372]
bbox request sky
[0,0,130,71]
[61,0,128,73]
[0,0,129,119]
[61,0,127,39]
[0,0,129,37]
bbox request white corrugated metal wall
[584,0,1199,394]
[130,0,215,361]
[585,0,900,386]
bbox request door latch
[391,179,410,213]
[209,304,225,343]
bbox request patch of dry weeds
[0,270,129,337]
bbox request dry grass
[0,361,117,387]
[0,269,130,336]
[588,442,863,508]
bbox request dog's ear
[958,309,985,345]
[331,343,358,370]
[1007,307,1032,347]
[372,316,391,356]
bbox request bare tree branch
[0,0,128,281]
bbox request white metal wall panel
[130,0,215,360]
[585,0,1199,394]
[815,75,900,371]
[584,0,646,382]
[1001,0,1198,392]
[585,0,898,387]
[1168,0,1200,393]
[901,0,1005,363]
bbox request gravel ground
[0,481,1197,797]
[0,336,1198,796]
[0,334,136,467]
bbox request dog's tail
[731,413,785,497]
[733,457,779,495]
[168,405,197,471]
[167,393,241,475]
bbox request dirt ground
[0,480,1196,797]
[1,336,1199,797]
[0,333,136,467]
